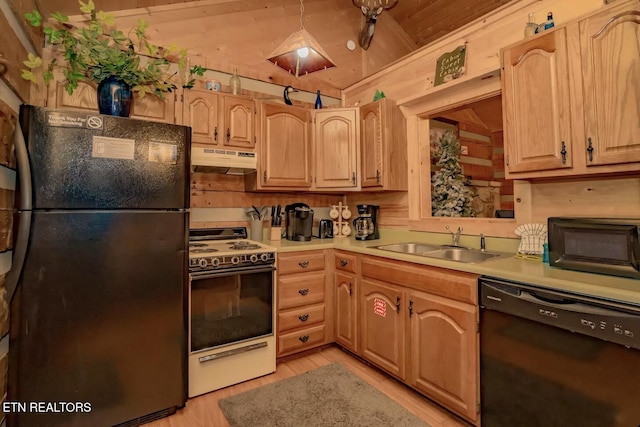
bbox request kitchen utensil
[342,207,351,219]
[271,205,276,225]
[329,206,339,219]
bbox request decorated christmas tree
[431,130,475,217]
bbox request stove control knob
[250,254,259,263]
[198,259,208,268]
[261,253,270,262]
[231,256,240,265]
[211,258,220,267]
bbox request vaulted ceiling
[37,0,516,96]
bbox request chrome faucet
[446,225,463,246]
[480,234,486,252]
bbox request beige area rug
[218,362,430,427]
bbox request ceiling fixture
[267,0,336,77]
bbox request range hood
[191,147,257,175]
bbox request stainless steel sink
[371,242,505,263]
[421,247,503,263]
[372,242,441,254]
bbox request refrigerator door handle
[6,121,33,303]
[15,119,33,210]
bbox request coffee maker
[352,204,380,241]
[285,203,314,241]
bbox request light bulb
[297,47,309,58]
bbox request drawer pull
[299,260,309,268]
[298,314,309,322]
[340,259,348,267]
[348,283,352,296]
[298,288,309,296]
[396,296,401,313]
[299,335,309,343]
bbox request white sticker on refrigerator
[148,141,177,164]
[92,136,135,160]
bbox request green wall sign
[434,45,467,86]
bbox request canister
[205,80,221,91]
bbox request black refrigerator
[6,105,190,427]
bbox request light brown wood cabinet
[47,78,176,124]
[408,290,478,423]
[247,102,311,190]
[359,98,408,190]
[502,29,573,174]
[276,250,332,357]
[502,0,640,179]
[182,89,255,148]
[579,1,640,167]
[312,108,359,189]
[334,251,358,353]
[352,254,479,424]
[359,277,406,380]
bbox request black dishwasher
[479,276,640,427]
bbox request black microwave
[548,217,640,279]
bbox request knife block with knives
[269,204,283,241]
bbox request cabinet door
[580,2,640,166]
[360,102,383,188]
[502,29,573,174]
[408,290,478,423]
[359,278,405,379]
[131,92,175,123]
[261,103,311,188]
[183,89,219,145]
[223,95,255,149]
[314,109,358,188]
[335,272,357,353]
[49,78,175,124]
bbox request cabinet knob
[298,288,309,296]
[587,137,594,162]
[299,260,309,268]
[226,128,231,142]
[298,314,309,322]
[351,172,356,185]
[376,169,381,183]
[299,335,309,343]
[340,259,348,267]
[214,126,218,141]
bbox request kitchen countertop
[266,230,640,306]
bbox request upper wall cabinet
[502,0,640,179]
[579,2,640,167]
[183,90,255,149]
[183,89,219,145]
[359,98,407,190]
[502,29,573,174]
[48,78,176,124]
[312,108,359,190]
[248,102,311,190]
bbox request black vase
[97,76,132,117]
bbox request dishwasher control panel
[480,277,640,350]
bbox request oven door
[190,265,275,353]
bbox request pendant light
[267,0,336,77]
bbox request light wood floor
[146,346,469,427]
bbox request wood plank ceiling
[36,0,516,95]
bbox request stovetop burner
[189,242,208,248]
[190,248,217,254]
[227,241,261,251]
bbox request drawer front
[278,303,325,332]
[335,251,357,273]
[278,250,325,275]
[278,324,325,356]
[278,272,325,309]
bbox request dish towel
[515,223,547,255]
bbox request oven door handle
[190,265,276,280]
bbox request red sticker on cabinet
[374,298,386,317]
